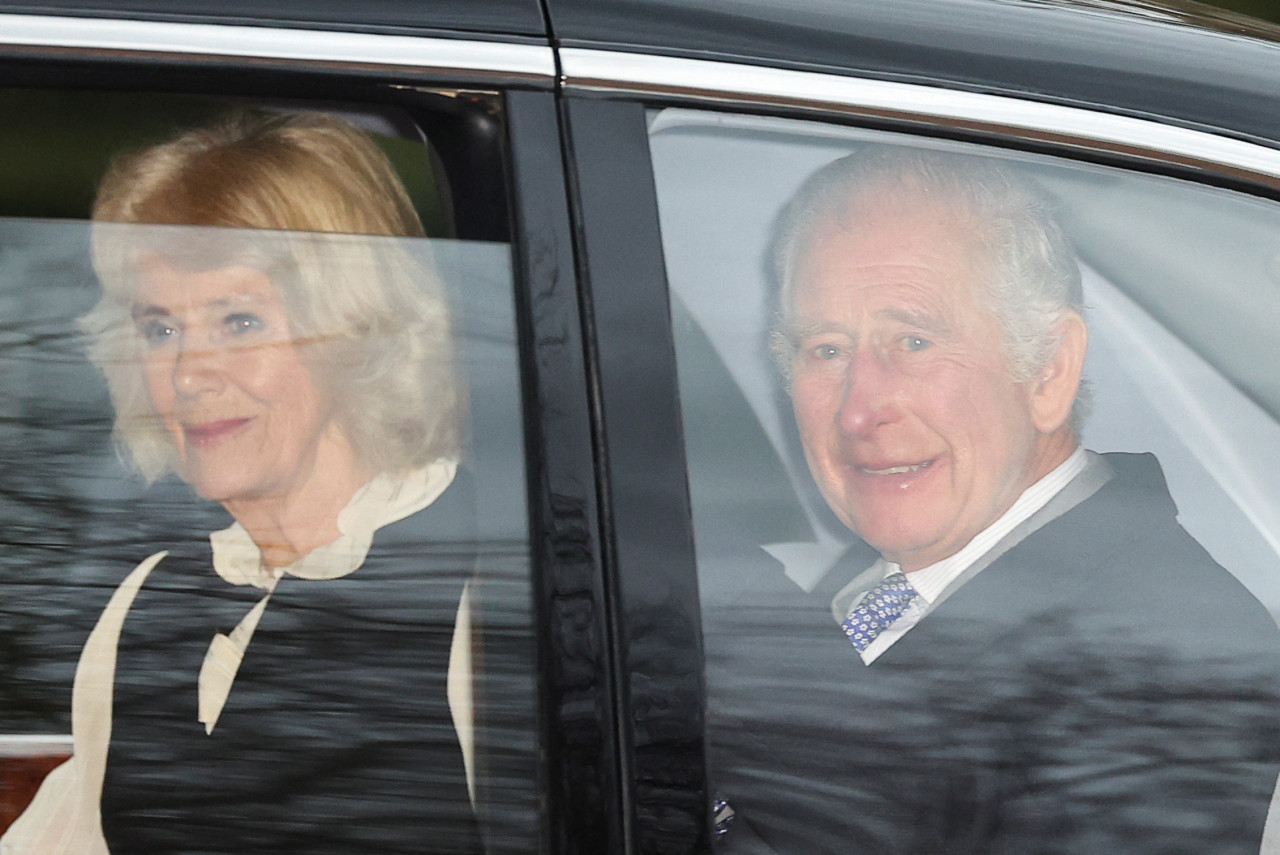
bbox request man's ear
[1030,310,1087,434]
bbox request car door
[0,8,629,854]
[554,4,1280,852]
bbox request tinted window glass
[0,92,537,854]
[650,107,1280,852]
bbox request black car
[2,0,1280,852]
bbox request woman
[3,112,481,854]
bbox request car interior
[0,87,537,850]
[650,107,1280,619]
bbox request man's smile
[859,459,935,476]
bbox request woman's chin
[181,470,259,506]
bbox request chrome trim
[0,13,555,79]
[562,48,1280,185]
[0,734,73,758]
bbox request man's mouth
[859,459,934,476]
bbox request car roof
[6,0,1280,148]
[0,0,548,40]
[545,0,1280,147]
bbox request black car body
[1,0,1280,851]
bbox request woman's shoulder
[123,478,232,573]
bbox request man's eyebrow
[877,306,953,337]
[779,307,956,344]
[775,320,840,346]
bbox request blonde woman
[4,112,480,854]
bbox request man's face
[787,191,1062,571]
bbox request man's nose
[836,347,899,437]
[172,341,226,397]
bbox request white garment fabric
[0,553,163,855]
[1264,786,1280,855]
[1,461,463,855]
[198,461,456,733]
[836,446,1089,665]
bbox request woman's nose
[172,342,225,397]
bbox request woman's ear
[1030,310,1087,434]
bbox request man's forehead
[791,196,988,299]
[820,180,983,239]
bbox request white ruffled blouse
[198,460,457,733]
[0,459,467,855]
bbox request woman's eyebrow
[130,304,170,321]
[130,293,266,320]
[213,291,268,307]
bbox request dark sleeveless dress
[99,475,482,854]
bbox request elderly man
[708,147,1280,853]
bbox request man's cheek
[793,379,838,428]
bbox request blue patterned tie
[842,571,919,652]
[712,796,735,837]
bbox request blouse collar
[208,459,458,590]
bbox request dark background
[1210,0,1280,20]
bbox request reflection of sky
[0,223,525,543]
[651,118,859,588]
[428,239,527,544]
[651,110,1280,616]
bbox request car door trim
[0,13,556,81]
[560,48,1280,188]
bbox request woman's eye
[138,319,178,345]
[225,313,263,334]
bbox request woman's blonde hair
[83,110,460,482]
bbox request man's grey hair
[772,145,1089,425]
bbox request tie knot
[842,571,919,652]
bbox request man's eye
[138,319,178,345]
[810,344,842,361]
[901,336,931,352]
[225,313,263,334]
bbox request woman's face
[132,257,340,505]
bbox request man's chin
[852,517,955,570]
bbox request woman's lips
[182,418,251,448]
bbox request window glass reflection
[0,220,535,851]
[650,108,1280,852]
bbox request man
[707,147,1280,853]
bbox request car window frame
[560,47,1280,849]
[0,17,621,855]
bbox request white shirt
[835,446,1090,665]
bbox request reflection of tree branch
[0,325,90,359]
[707,604,1280,853]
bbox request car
[2,0,1280,851]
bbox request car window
[0,89,538,854]
[649,106,1280,851]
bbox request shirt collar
[209,459,458,589]
[884,445,1088,603]
[831,446,1088,620]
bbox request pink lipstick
[183,418,250,448]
